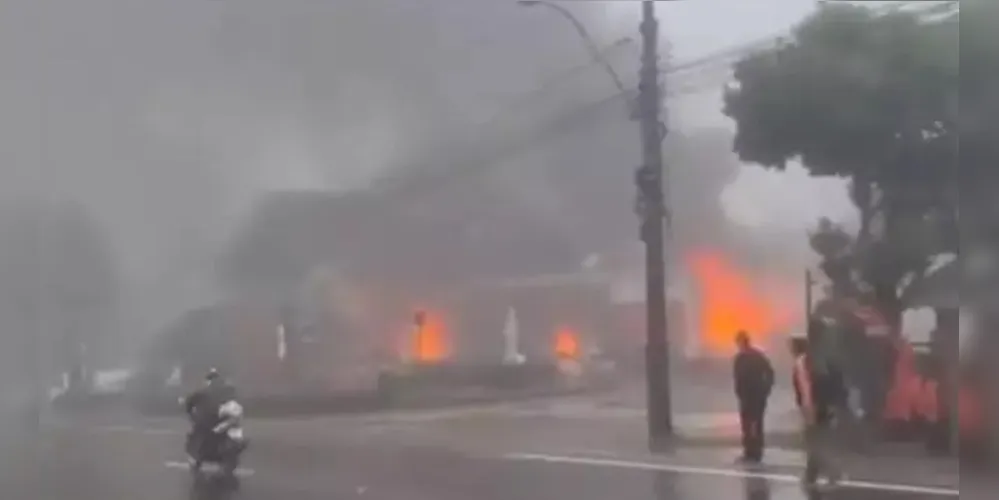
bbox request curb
[246,383,617,418]
[61,382,618,419]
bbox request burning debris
[688,249,797,356]
[553,326,582,361]
[407,309,452,365]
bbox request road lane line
[164,461,255,477]
[504,453,959,497]
[551,448,805,467]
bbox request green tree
[724,3,960,324]
[808,217,853,297]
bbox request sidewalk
[382,404,958,491]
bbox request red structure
[883,338,938,427]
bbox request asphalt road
[2,409,962,500]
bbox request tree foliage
[725,4,957,182]
[726,3,964,319]
[808,218,854,297]
[725,3,958,234]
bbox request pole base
[648,434,675,454]
[645,344,673,444]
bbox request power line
[373,35,780,199]
[380,54,751,202]
[372,0,953,207]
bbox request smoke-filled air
[2,2,920,495]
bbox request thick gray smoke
[0,0,812,394]
[0,0,624,345]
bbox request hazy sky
[610,0,855,230]
[0,0,858,288]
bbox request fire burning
[553,326,582,360]
[688,250,796,356]
[408,309,452,364]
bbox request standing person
[733,330,775,464]
[792,323,846,490]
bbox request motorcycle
[184,399,248,478]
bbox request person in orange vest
[792,321,846,490]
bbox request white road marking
[549,448,807,467]
[164,461,255,477]
[504,453,959,497]
[756,453,805,468]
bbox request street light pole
[516,0,628,94]
[635,0,673,448]
[805,269,815,320]
[519,0,673,448]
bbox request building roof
[219,185,588,293]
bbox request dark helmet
[205,368,221,383]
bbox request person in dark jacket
[733,331,775,463]
[183,369,228,462]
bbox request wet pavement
[2,425,958,500]
[1,393,963,500]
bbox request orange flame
[688,250,795,356]
[553,326,581,360]
[408,309,452,364]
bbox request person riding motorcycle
[183,369,230,462]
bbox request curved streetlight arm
[518,0,627,94]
